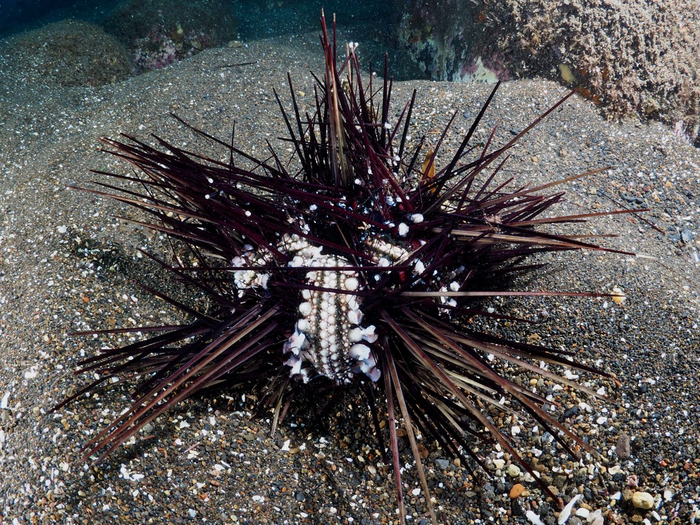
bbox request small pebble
[562,406,581,419]
[435,458,450,469]
[611,286,626,304]
[588,509,604,524]
[509,483,525,498]
[616,433,631,459]
[526,510,545,525]
[507,464,521,477]
[631,491,654,509]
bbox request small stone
[435,458,450,470]
[562,406,580,419]
[681,228,694,243]
[608,464,622,475]
[506,464,521,477]
[417,443,429,460]
[611,472,625,482]
[611,287,626,304]
[509,483,525,498]
[587,510,603,524]
[631,491,654,509]
[616,433,631,459]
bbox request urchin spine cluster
[60,13,629,524]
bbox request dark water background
[0,0,396,40]
[1,0,103,30]
[0,0,423,79]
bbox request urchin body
[277,235,379,384]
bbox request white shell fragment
[557,494,581,524]
[526,510,545,525]
[349,344,371,360]
[298,302,312,317]
[0,392,9,409]
[119,464,144,482]
[611,286,626,304]
[413,260,425,275]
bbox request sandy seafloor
[0,28,699,525]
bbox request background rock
[396,0,700,146]
[101,0,237,71]
[0,19,131,87]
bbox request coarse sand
[1,30,699,524]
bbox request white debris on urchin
[231,245,273,294]
[233,232,380,384]
[364,237,410,268]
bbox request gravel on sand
[1,30,699,524]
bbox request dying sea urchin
[62,13,626,524]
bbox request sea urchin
[61,12,629,524]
